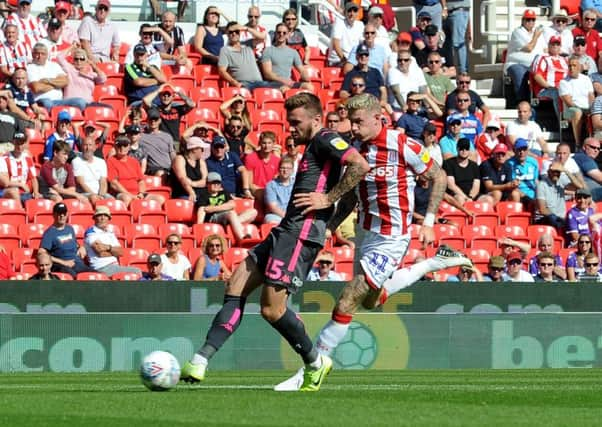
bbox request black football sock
[198,294,246,360]
[269,308,318,365]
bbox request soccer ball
[140,351,181,391]
[332,321,377,369]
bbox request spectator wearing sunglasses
[578,252,602,281]
[415,24,455,78]
[125,23,173,69]
[482,256,505,282]
[572,9,602,71]
[306,250,342,282]
[327,2,364,67]
[536,161,581,230]
[344,24,389,77]
[533,252,564,282]
[543,10,574,55]
[503,251,534,282]
[240,6,269,60]
[528,235,567,281]
[340,44,386,105]
[387,50,427,112]
[572,35,598,75]
[445,72,491,125]
[572,137,602,201]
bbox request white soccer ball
[140,351,181,391]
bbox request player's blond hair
[345,93,380,115]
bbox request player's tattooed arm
[326,190,358,233]
[326,151,370,205]
[423,161,447,217]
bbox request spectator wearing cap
[504,9,546,102]
[415,24,455,78]
[572,35,598,74]
[123,42,168,106]
[53,1,78,45]
[344,23,390,77]
[170,136,208,203]
[123,123,147,168]
[71,136,110,206]
[340,43,387,108]
[503,251,535,282]
[445,89,483,148]
[445,73,492,126]
[482,256,506,282]
[39,140,86,202]
[244,130,281,195]
[475,119,504,162]
[505,101,549,158]
[0,24,30,80]
[84,206,141,278]
[260,23,314,93]
[531,36,569,121]
[41,17,71,61]
[421,122,442,166]
[0,131,40,202]
[572,9,602,71]
[6,0,47,52]
[28,42,88,112]
[543,10,574,55]
[424,51,455,108]
[442,137,481,205]
[440,116,466,160]
[559,55,595,145]
[573,136,602,201]
[395,91,442,139]
[43,110,77,161]
[387,49,428,112]
[409,10,434,55]
[536,161,579,230]
[264,156,294,224]
[507,138,540,206]
[57,47,107,109]
[125,23,173,69]
[327,2,364,67]
[197,171,257,239]
[140,253,175,281]
[479,143,518,204]
[367,6,391,47]
[413,1,446,35]
[306,250,342,281]
[142,83,194,143]
[77,0,120,63]
[106,135,165,207]
[39,201,94,278]
[206,135,252,198]
[218,21,276,91]
[138,107,175,177]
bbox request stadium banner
[0,281,597,314]
[1,313,602,372]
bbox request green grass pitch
[2,369,602,426]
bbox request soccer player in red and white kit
[275,93,473,391]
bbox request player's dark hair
[284,92,323,117]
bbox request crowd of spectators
[1,1,602,283]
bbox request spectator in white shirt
[559,56,595,145]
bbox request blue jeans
[446,8,469,73]
[507,63,531,102]
[538,87,560,120]
[37,97,88,112]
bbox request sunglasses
[398,58,411,62]
[352,83,365,87]
[508,259,522,265]
[73,57,86,61]
[428,60,440,64]
[524,18,536,22]
[318,260,332,265]
[97,5,108,11]
[576,195,591,199]
[284,17,297,21]
[539,263,554,267]
[247,15,259,19]
[142,32,153,36]
[209,243,222,248]
[490,267,504,272]
[555,19,568,24]
[408,99,421,103]
[230,125,243,130]
[286,144,295,148]
[228,30,240,35]
[586,144,601,150]
[579,240,592,244]
[276,31,288,35]
[364,32,376,35]
[586,262,599,267]
[585,17,597,21]
[327,118,340,122]
[167,241,181,245]
[347,7,359,12]
[458,80,471,85]
[457,98,470,103]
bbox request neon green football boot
[299,355,333,392]
[180,361,207,383]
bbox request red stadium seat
[18,223,46,248]
[192,223,227,246]
[111,271,142,281]
[496,201,531,228]
[0,199,26,226]
[164,199,195,224]
[123,223,157,247]
[130,199,167,226]
[11,247,36,272]
[223,246,249,270]
[25,198,55,222]
[76,272,110,281]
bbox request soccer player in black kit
[180,92,369,391]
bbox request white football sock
[384,258,440,295]
[191,353,208,366]
[314,320,351,357]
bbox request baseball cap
[212,135,226,147]
[425,24,438,36]
[506,251,523,263]
[485,120,501,129]
[13,131,26,141]
[576,188,592,197]
[574,35,586,46]
[133,44,147,55]
[47,17,61,29]
[492,143,508,154]
[514,138,529,150]
[57,110,71,122]
[489,256,505,269]
[97,0,111,8]
[423,122,437,134]
[83,120,96,130]
[55,1,71,12]
[457,138,470,151]
[19,0,31,4]
[125,124,141,134]
[207,171,222,183]
[160,85,175,95]
[114,136,130,146]
[417,11,431,19]
[53,202,67,215]
[447,114,462,126]
[523,9,537,19]
[368,6,383,16]
[94,205,112,218]
[356,43,370,56]
[147,108,161,120]
[147,253,162,265]
[344,2,358,12]
[549,35,562,44]
[187,136,209,150]
[397,32,412,44]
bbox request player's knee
[260,304,283,323]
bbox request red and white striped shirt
[357,127,432,236]
[0,40,30,73]
[0,152,37,185]
[6,12,47,52]
[531,54,568,95]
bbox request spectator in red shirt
[39,140,86,202]
[244,130,280,196]
[530,35,568,120]
[572,9,602,71]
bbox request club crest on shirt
[330,137,348,150]
[420,149,431,164]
